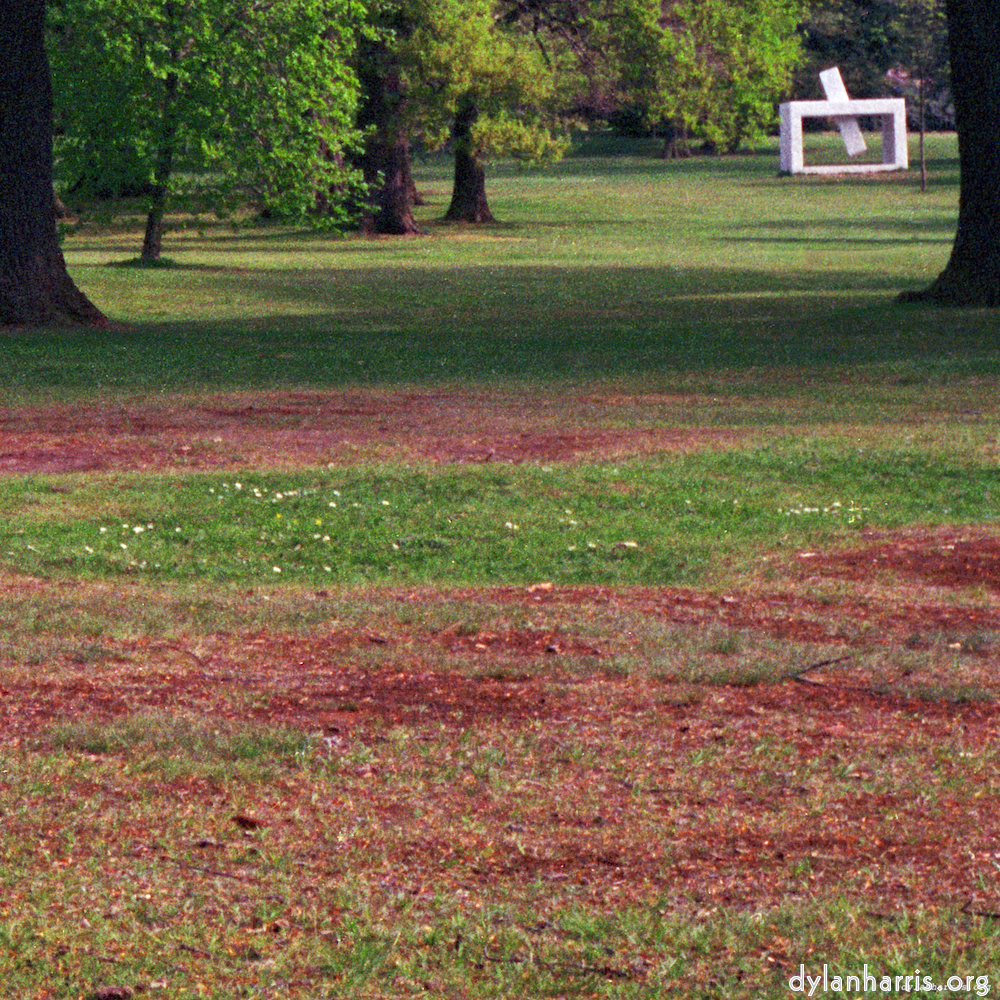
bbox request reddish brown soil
[4,390,1000,919]
[0,389,747,471]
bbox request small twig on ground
[794,654,854,684]
[177,943,215,960]
[962,900,1000,919]
[162,857,255,882]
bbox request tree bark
[141,71,180,264]
[361,135,421,236]
[443,97,495,224]
[900,0,1000,305]
[357,36,421,236]
[0,0,107,327]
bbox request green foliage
[398,0,567,164]
[797,0,950,126]
[655,0,808,152]
[797,0,903,96]
[48,0,367,252]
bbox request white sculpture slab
[818,67,867,157]
[779,67,908,175]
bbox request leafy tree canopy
[48,0,367,260]
[796,0,949,126]
[654,0,808,154]
[504,0,807,155]
[398,0,567,164]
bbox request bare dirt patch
[0,389,748,472]
[811,524,1000,593]
[4,391,1000,944]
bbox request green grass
[1,439,998,588]
[12,131,990,403]
[4,692,1000,998]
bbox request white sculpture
[779,67,908,175]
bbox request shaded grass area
[4,132,992,401]
[1,441,998,588]
[8,279,1000,395]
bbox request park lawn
[1,134,1000,998]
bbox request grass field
[4,133,1000,999]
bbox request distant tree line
[0,0,994,322]
[44,1,951,248]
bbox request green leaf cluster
[48,0,368,231]
[398,0,568,164]
[654,0,808,153]
[796,0,950,130]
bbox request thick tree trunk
[0,0,107,327]
[357,36,421,236]
[443,97,495,224]
[900,0,1000,305]
[142,193,168,264]
[361,135,421,235]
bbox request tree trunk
[361,135,421,235]
[900,0,1000,305]
[141,72,179,264]
[659,122,691,160]
[0,0,107,327]
[443,97,495,224]
[357,36,421,236]
[142,192,168,264]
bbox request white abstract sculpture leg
[819,67,867,158]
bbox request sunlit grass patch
[2,441,999,590]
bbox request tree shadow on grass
[7,263,1000,393]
